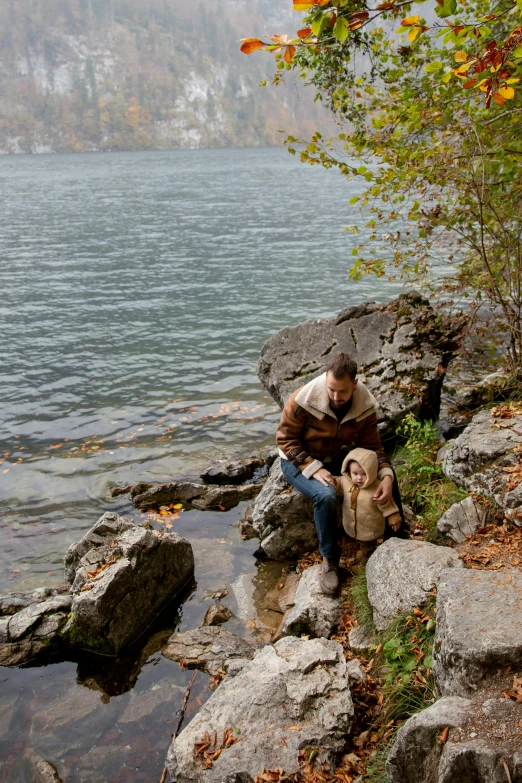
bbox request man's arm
[276,392,324,479]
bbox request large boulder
[387,696,522,783]
[437,496,488,543]
[280,564,342,639]
[433,568,522,697]
[166,636,353,783]
[442,407,522,515]
[366,539,463,630]
[0,586,72,666]
[162,626,258,677]
[251,459,317,559]
[258,292,462,435]
[62,512,194,655]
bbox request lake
[0,147,402,782]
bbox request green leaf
[333,17,350,42]
[514,46,522,58]
[424,61,444,73]
[349,196,360,205]
[311,14,329,37]
[435,0,457,18]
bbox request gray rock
[442,408,522,512]
[75,745,131,782]
[386,696,474,783]
[258,293,462,435]
[191,484,261,511]
[63,513,194,655]
[238,518,257,540]
[31,687,102,739]
[132,481,209,509]
[437,496,488,543]
[162,626,258,677]
[348,625,377,651]
[345,658,367,683]
[433,568,522,697]
[166,636,353,783]
[203,604,235,627]
[366,539,463,630]
[201,456,266,485]
[225,658,250,677]
[251,459,316,560]
[438,740,517,783]
[280,565,342,639]
[0,588,72,666]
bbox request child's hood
[341,447,378,488]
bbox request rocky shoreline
[2,292,521,783]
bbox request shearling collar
[294,371,377,423]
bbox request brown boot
[320,557,340,595]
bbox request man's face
[326,371,358,409]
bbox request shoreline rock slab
[280,564,342,639]
[162,626,258,677]
[251,459,316,560]
[437,496,488,543]
[258,292,462,436]
[366,539,463,630]
[442,408,522,514]
[201,456,266,485]
[166,636,353,783]
[63,512,194,655]
[433,568,522,697]
[128,480,262,512]
[0,586,72,666]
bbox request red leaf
[463,79,477,88]
[284,45,296,63]
[297,27,312,38]
[240,38,266,54]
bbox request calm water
[0,148,402,782]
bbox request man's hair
[326,352,357,381]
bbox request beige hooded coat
[338,447,402,542]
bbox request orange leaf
[439,726,449,744]
[240,38,266,54]
[297,27,312,38]
[401,15,420,26]
[493,92,505,105]
[284,45,296,63]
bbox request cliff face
[0,0,333,153]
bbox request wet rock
[251,459,316,560]
[63,512,194,655]
[34,760,64,783]
[75,745,132,782]
[163,626,258,677]
[280,565,342,639]
[191,484,261,511]
[0,588,72,666]
[31,687,103,755]
[442,408,522,513]
[238,517,257,540]
[433,568,522,697]
[366,539,463,630]
[386,696,475,783]
[132,481,208,509]
[0,693,18,734]
[258,293,462,435]
[278,572,300,612]
[203,604,234,627]
[437,496,488,543]
[201,456,266,485]
[118,680,184,724]
[166,636,354,783]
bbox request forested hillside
[0,0,332,153]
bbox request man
[276,352,395,595]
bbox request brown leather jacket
[276,372,392,480]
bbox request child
[337,447,402,564]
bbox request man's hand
[312,467,336,487]
[372,475,393,504]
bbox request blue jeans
[280,458,340,562]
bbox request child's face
[349,461,367,487]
